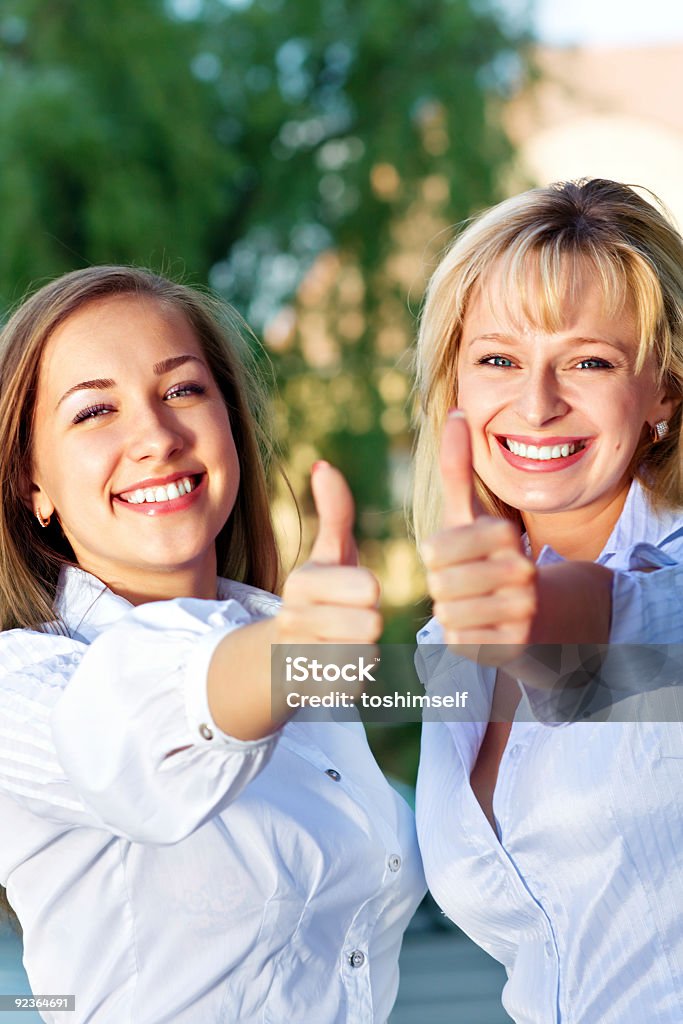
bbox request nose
[125,404,186,463]
[514,364,569,427]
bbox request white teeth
[506,439,583,461]
[121,476,197,504]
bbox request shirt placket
[280,730,408,1023]
[492,723,561,1022]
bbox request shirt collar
[525,478,682,567]
[54,566,132,642]
[597,477,683,561]
[54,565,234,643]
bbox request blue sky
[504,0,683,45]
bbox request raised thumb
[440,411,477,528]
[309,461,359,566]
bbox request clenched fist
[421,412,537,665]
[277,461,382,646]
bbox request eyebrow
[467,332,630,353]
[56,355,207,410]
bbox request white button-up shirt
[416,482,683,1024]
[0,568,425,1023]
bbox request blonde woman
[0,267,424,1023]
[414,179,683,1023]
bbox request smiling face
[456,262,678,556]
[28,294,240,602]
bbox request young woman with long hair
[0,266,424,1023]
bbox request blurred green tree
[0,0,527,360]
[0,0,529,780]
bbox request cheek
[456,387,498,447]
[48,438,119,516]
[66,436,117,484]
[210,412,241,491]
[606,388,652,435]
[222,437,240,497]
[456,368,503,417]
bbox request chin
[502,491,575,515]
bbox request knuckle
[514,599,536,621]
[434,601,455,630]
[276,606,298,635]
[503,588,535,616]
[427,570,447,601]
[506,621,530,644]
[354,567,380,605]
[511,556,534,579]
[365,569,381,605]
[282,568,306,600]
[420,538,437,567]
[493,519,519,546]
[365,609,383,641]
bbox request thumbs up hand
[277,462,381,645]
[422,412,537,663]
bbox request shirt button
[349,950,366,968]
[544,941,554,958]
[388,854,402,872]
[325,768,341,781]
[199,723,214,741]
[508,744,522,760]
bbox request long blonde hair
[413,178,683,542]
[0,266,282,633]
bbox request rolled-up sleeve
[1,598,279,843]
[609,546,683,644]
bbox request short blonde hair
[0,266,282,633]
[413,178,683,542]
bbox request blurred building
[505,44,683,226]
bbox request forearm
[207,618,290,741]
[530,562,613,645]
[503,562,614,694]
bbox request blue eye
[480,355,515,368]
[72,403,112,424]
[576,358,613,370]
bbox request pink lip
[113,473,206,516]
[495,436,592,472]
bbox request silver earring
[651,420,670,443]
[35,510,51,528]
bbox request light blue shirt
[416,481,683,1024]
